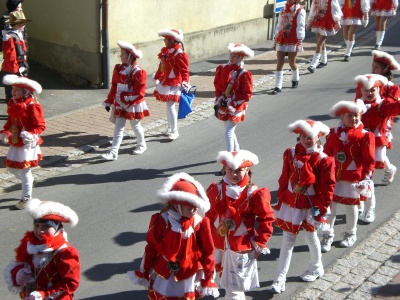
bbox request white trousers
[324,202,358,236]
[224,120,239,152]
[166,101,178,133]
[7,167,33,200]
[110,117,145,155]
[274,231,323,282]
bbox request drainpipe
[101,0,110,88]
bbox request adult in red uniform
[370,0,398,49]
[214,44,254,152]
[0,75,45,210]
[270,120,335,294]
[4,199,80,300]
[153,28,190,141]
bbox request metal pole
[101,0,110,89]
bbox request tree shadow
[78,290,146,300]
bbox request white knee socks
[292,68,299,82]
[275,71,283,89]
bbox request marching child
[272,0,306,93]
[214,44,254,152]
[206,150,274,300]
[128,173,219,300]
[0,75,45,210]
[370,0,398,49]
[321,99,375,252]
[270,120,335,294]
[306,0,342,72]
[153,28,190,141]
[102,40,149,160]
[4,198,80,299]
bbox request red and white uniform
[214,63,253,123]
[274,143,335,234]
[153,44,190,102]
[103,63,150,120]
[1,95,45,169]
[134,211,216,300]
[4,231,80,300]
[1,30,27,74]
[370,0,398,16]
[274,3,306,52]
[339,0,370,25]
[361,95,400,168]
[307,0,343,35]
[324,123,375,204]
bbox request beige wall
[19,0,276,86]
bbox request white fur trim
[372,50,400,71]
[288,120,330,138]
[117,40,143,59]
[4,261,24,294]
[157,173,210,215]
[216,150,259,170]
[26,198,79,227]
[2,75,42,94]
[158,28,184,42]
[197,285,220,298]
[227,43,254,58]
[354,74,388,90]
[330,99,367,117]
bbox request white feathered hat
[26,198,79,227]
[216,150,259,170]
[329,99,367,117]
[227,43,254,58]
[157,173,210,215]
[372,50,400,71]
[117,40,143,59]
[354,74,388,90]
[288,120,330,138]
[2,75,42,94]
[158,28,184,42]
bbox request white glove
[16,267,32,286]
[226,98,235,113]
[26,291,42,300]
[20,131,34,144]
[362,18,369,28]
[182,81,191,92]
[0,132,9,144]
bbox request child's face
[175,204,198,218]
[299,133,319,149]
[371,61,386,75]
[361,86,379,102]
[229,53,243,65]
[11,86,24,98]
[225,166,249,185]
[341,112,361,128]
[33,223,56,241]
[120,49,132,64]
[163,37,175,47]
[15,3,23,11]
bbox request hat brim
[7,19,31,25]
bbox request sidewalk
[0,22,399,299]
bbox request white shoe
[340,233,357,247]
[102,152,118,161]
[133,145,147,155]
[364,207,375,224]
[270,281,285,293]
[168,131,179,140]
[164,128,172,136]
[321,234,334,253]
[299,270,324,282]
[15,198,30,210]
[382,166,396,185]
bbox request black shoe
[271,87,281,94]
[344,55,349,61]
[292,81,298,88]
[374,45,380,50]
[307,66,315,73]
[316,62,327,68]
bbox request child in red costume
[128,172,219,300]
[206,150,274,300]
[153,28,190,141]
[214,44,254,152]
[4,198,80,300]
[321,100,375,252]
[270,120,335,294]
[370,0,398,49]
[102,40,150,160]
[0,75,45,210]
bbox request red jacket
[1,30,27,74]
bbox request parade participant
[214,44,254,152]
[153,28,190,141]
[4,198,80,300]
[270,120,335,294]
[102,40,149,160]
[128,173,219,300]
[321,100,375,252]
[370,0,398,49]
[272,0,306,93]
[306,0,342,72]
[340,0,370,61]
[0,75,45,210]
[206,150,274,300]
[1,10,30,103]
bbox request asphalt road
[0,18,399,300]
